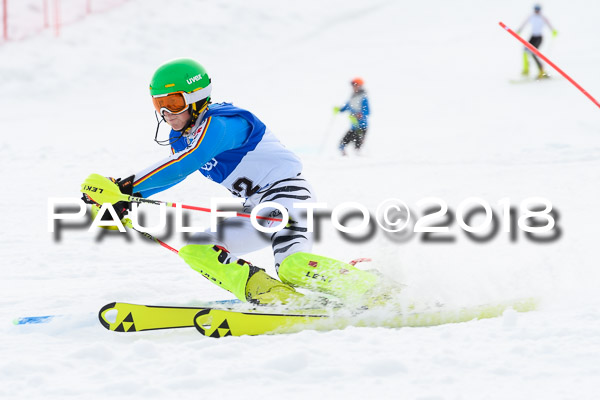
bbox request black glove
[111,175,137,221]
[81,175,141,221]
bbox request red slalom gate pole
[43,0,49,29]
[499,21,600,109]
[53,0,59,37]
[2,0,8,41]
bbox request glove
[348,115,358,126]
[333,106,340,114]
[110,175,138,220]
[552,29,558,37]
[82,174,139,221]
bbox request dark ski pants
[528,35,543,70]
[340,127,367,150]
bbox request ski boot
[278,252,399,308]
[537,70,549,79]
[179,244,303,305]
[245,267,304,305]
[521,52,529,76]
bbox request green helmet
[149,58,212,100]
[150,59,213,144]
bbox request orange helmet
[351,77,364,86]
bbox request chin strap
[154,100,209,147]
[153,112,182,146]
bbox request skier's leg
[342,130,354,144]
[278,252,380,305]
[249,177,314,267]
[347,129,356,149]
[179,244,302,305]
[184,210,301,305]
[355,128,367,150]
[522,51,529,75]
[238,176,318,305]
[339,130,353,155]
[531,53,543,74]
[528,36,545,76]
[256,178,382,304]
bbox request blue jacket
[340,89,369,129]
[132,103,302,199]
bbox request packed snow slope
[1,0,599,399]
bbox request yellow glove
[552,29,558,37]
[348,115,358,126]
[333,106,340,114]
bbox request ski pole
[122,218,179,254]
[92,211,181,254]
[499,21,600,109]
[81,173,282,223]
[318,114,336,156]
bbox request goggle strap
[183,84,212,104]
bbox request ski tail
[194,308,330,338]
[97,300,241,332]
[193,297,540,338]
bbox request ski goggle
[151,84,212,115]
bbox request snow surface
[1,0,600,398]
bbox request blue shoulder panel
[190,103,266,183]
[134,103,266,195]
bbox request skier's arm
[543,16,556,34]
[361,96,370,117]
[516,15,530,33]
[339,102,351,113]
[132,117,248,197]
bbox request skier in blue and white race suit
[335,77,370,155]
[133,102,313,269]
[86,59,384,306]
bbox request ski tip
[98,302,117,330]
[193,309,213,337]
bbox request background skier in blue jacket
[335,77,370,156]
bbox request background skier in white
[517,4,558,78]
